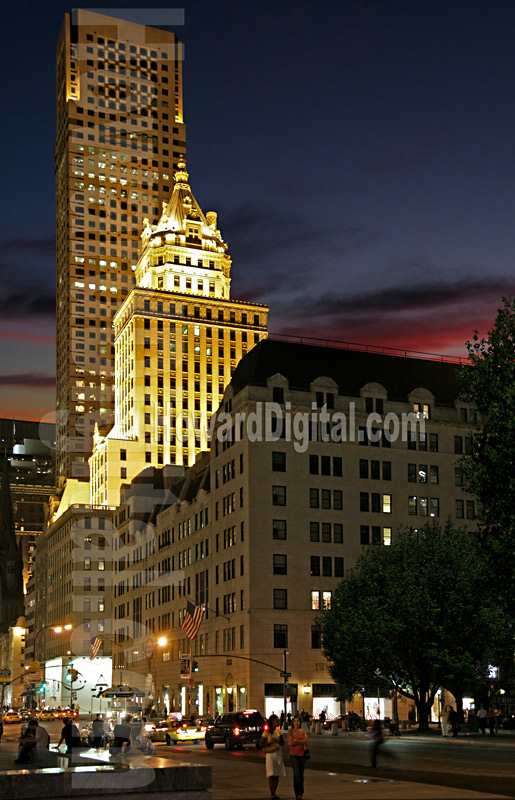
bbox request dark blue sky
[1,0,514,419]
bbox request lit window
[98,558,105,571]
[383,527,392,546]
[382,494,392,513]
[311,591,320,610]
[322,591,332,610]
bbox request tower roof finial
[175,157,189,186]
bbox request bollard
[343,720,348,732]
[331,721,339,736]
[316,720,322,735]
[402,720,407,730]
[310,721,316,734]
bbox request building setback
[107,338,476,719]
[55,10,186,481]
[89,158,268,506]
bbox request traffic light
[67,668,79,681]
[38,681,48,693]
[192,661,199,673]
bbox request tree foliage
[320,523,511,730]
[459,296,515,537]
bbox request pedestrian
[15,719,49,764]
[496,710,503,732]
[319,709,326,725]
[287,715,309,800]
[111,715,132,756]
[92,713,105,748]
[487,709,496,735]
[259,717,285,799]
[448,706,459,737]
[279,710,285,728]
[58,716,81,754]
[0,717,3,743]
[370,718,384,768]
[477,706,487,735]
[440,705,450,737]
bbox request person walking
[92,713,105,748]
[440,705,450,737]
[288,715,309,800]
[477,707,487,735]
[259,717,285,799]
[448,706,459,737]
[370,719,384,768]
[487,709,496,735]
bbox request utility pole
[280,650,290,726]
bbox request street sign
[29,661,40,673]
[280,671,291,679]
[0,669,10,683]
[180,653,191,679]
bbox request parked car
[148,717,206,745]
[204,710,267,750]
[3,711,22,723]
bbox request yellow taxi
[3,711,22,723]
[148,717,206,745]
[39,709,57,721]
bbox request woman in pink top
[287,716,309,800]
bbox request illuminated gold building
[55,9,186,481]
[89,159,268,505]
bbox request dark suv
[204,710,267,750]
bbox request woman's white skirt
[265,749,286,777]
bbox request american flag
[90,636,102,660]
[180,600,205,640]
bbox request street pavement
[0,722,514,799]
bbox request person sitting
[15,719,49,764]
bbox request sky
[1,0,514,420]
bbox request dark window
[272,451,286,472]
[311,625,321,648]
[455,499,464,518]
[333,457,342,476]
[273,554,287,574]
[310,556,320,576]
[466,500,475,519]
[272,386,284,404]
[360,525,370,545]
[321,489,331,509]
[382,461,391,480]
[272,486,286,506]
[371,493,380,513]
[429,433,439,452]
[310,522,320,542]
[274,624,288,648]
[273,588,287,609]
[454,436,463,454]
[360,492,369,512]
[333,490,343,510]
[321,455,331,475]
[322,556,332,577]
[309,455,319,474]
[335,557,344,577]
[273,519,287,540]
[321,523,331,542]
[372,525,381,545]
[309,488,319,508]
[334,523,343,543]
[359,459,368,479]
[370,460,380,480]
[408,463,417,482]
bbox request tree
[320,523,511,731]
[459,296,515,603]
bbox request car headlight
[144,724,154,732]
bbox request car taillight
[200,726,206,732]
[233,727,240,736]
[263,723,269,731]
[182,723,187,728]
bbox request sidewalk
[209,757,507,800]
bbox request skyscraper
[89,158,268,505]
[55,9,186,482]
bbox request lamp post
[32,624,72,708]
